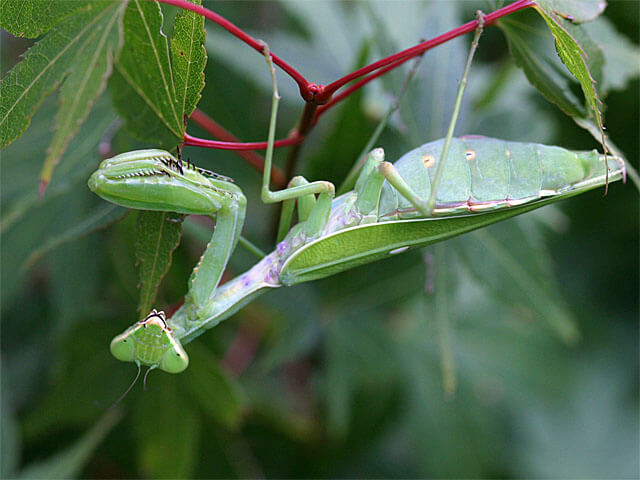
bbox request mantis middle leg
[260,46,336,241]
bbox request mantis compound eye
[110,334,136,362]
[160,347,189,374]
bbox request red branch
[183,132,303,151]
[314,56,409,123]
[160,0,535,169]
[183,124,303,147]
[188,109,287,185]
[316,0,535,103]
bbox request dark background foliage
[1,1,638,478]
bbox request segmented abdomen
[379,137,598,218]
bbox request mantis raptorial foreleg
[89,150,247,373]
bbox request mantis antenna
[110,363,141,409]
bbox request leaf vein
[0,4,113,128]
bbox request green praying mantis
[88,17,625,377]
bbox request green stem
[238,236,266,259]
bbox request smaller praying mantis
[89,16,625,376]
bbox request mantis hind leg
[360,10,487,218]
[378,160,431,215]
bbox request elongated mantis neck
[167,249,283,343]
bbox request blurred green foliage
[1,1,638,478]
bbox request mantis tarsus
[88,16,625,375]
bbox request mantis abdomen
[379,137,607,219]
[277,138,621,285]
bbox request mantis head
[88,149,236,215]
[110,309,189,374]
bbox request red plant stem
[316,0,535,104]
[189,109,286,185]
[314,55,409,122]
[156,0,315,100]
[166,0,534,179]
[183,132,303,151]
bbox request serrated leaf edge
[40,1,127,186]
[130,0,182,134]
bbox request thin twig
[316,0,534,103]
[188,109,287,186]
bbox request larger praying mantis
[89,17,625,376]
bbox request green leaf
[455,218,579,344]
[21,203,125,272]
[0,0,83,38]
[134,375,200,479]
[135,210,183,318]
[534,5,606,144]
[40,1,126,189]
[1,93,117,233]
[19,409,121,479]
[171,0,206,120]
[183,342,244,429]
[560,19,605,97]
[536,0,606,23]
[0,1,126,188]
[499,9,585,118]
[111,0,183,148]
